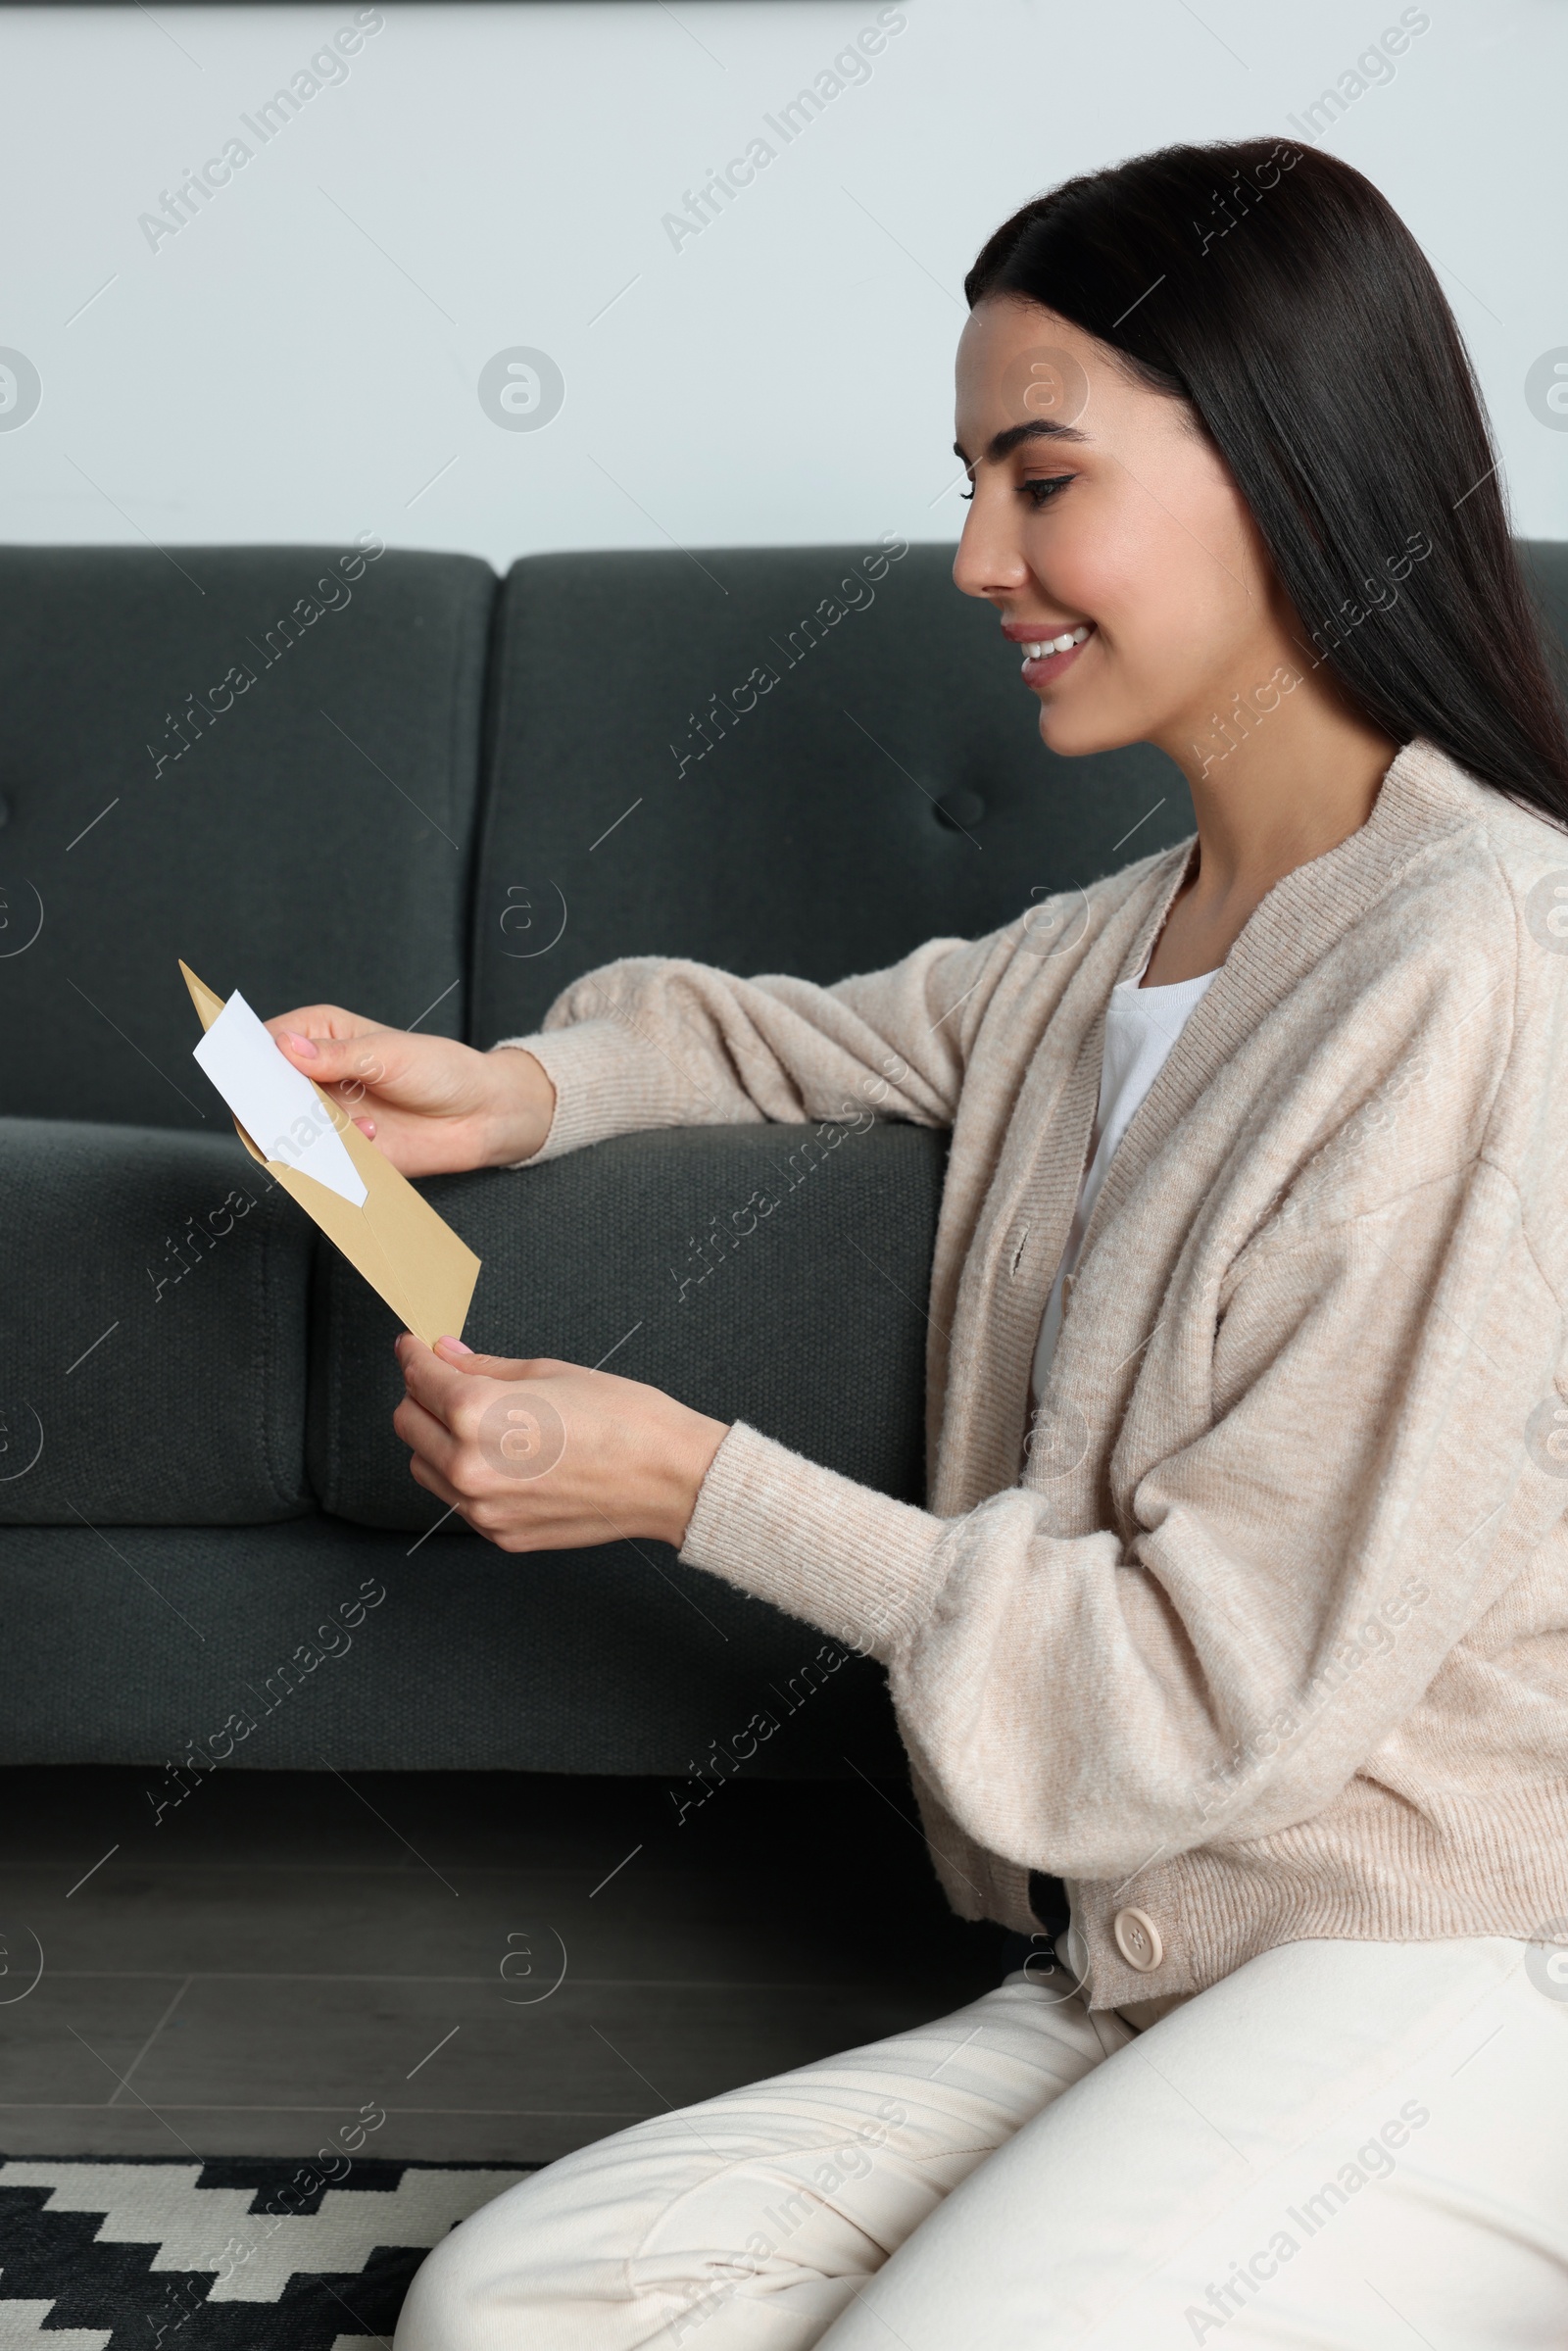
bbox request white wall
[2,0,1563,565]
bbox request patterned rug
[0,2158,537,2348]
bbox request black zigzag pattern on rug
[0,2156,538,2350]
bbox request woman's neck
[1142,673,1400,987]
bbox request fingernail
[281,1030,318,1058]
[436,1335,473,1355]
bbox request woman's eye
[957,473,1070,507]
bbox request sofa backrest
[4,537,1564,1124]
[466,540,1193,1047]
[0,544,493,1125]
[470,537,1568,1047]
[1522,540,1568,696]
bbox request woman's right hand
[263,1004,556,1177]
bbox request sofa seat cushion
[0,1118,312,1523]
[0,1517,904,1774]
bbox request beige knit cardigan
[501,739,1568,2011]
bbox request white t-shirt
[1029,960,1219,1407]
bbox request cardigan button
[1112,1907,1163,1972]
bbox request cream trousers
[395,1935,1568,2349]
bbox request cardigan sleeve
[487,919,1034,1164]
[677,1154,1568,1884]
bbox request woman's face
[953,297,1298,768]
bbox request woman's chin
[1035,699,1145,761]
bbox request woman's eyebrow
[953,419,1093,466]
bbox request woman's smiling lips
[1002,617,1095,688]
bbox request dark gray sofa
[2,537,1562,1782]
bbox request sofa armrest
[308,1120,948,1534]
[0,1117,313,1524]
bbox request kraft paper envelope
[180,960,480,1347]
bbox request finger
[408,1450,468,1516]
[266,1004,377,1046]
[267,1001,373,1029]
[392,1391,462,1477]
[410,1451,540,1551]
[431,1341,576,1380]
[272,1026,398,1093]
[396,1336,473,1427]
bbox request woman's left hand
[392,1334,730,1552]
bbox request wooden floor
[0,1766,1006,2163]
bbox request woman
[275,141,1568,2343]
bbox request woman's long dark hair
[965,139,1568,826]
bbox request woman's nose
[952,482,1031,606]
